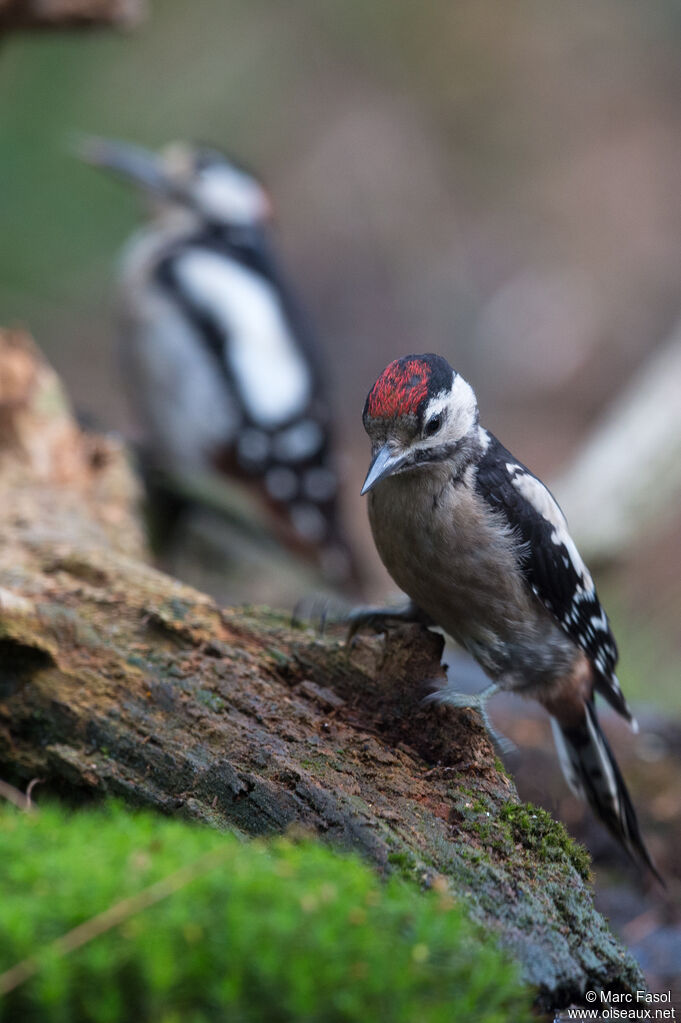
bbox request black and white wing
[143,239,355,576]
[119,250,241,471]
[204,227,328,384]
[155,240,317,435]
[474,432,633,722]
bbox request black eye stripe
[413,439,459,464]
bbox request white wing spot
[590,610,609,632]
[303,467,337,501]
[265,467,298,501]
[290,503,327,542]
[272,420,324,463]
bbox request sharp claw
[345,612,364,646]
[425,682,515,755]
[345,609,386,645]
[344,601,427,649]
[291,594,351,636]
[492,733,517,757]
[345,621,360,646]
[290,599,304,629]
[478,707,516,755]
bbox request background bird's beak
[76,136,172,196]
[361,444,407,495]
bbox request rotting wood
[0,328,644,1012]
[0,0,144,32]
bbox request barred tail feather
[593,671,638,732]
[550,702,662,884]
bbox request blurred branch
[0,777,33,810]
[553,322,681,563]
[0,0,145,32]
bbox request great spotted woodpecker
[81,137,357,588]
[356,352,660,880]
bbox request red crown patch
[366,358,431,419]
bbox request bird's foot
[291,594,351,635]
[345,601,428,645]
[424,682,516,755]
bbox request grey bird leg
[291,594,352,635]
[346,600,432,644]
[424,682,517,755]
[349,601,516,753]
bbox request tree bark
[0,328,644,1012]
[0,0,144,32]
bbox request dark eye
[424,415,442,437]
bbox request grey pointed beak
[361,444,407,495]
[76,136,172,195]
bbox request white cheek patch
[418,372,479,449]
[510,468,593,591]
[196,166,267,225]
[448,373,478,434]
[175,250,312,428]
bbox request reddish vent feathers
[367,358,431,419]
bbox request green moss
[125,654,146,670]
[386,848,423,882]
[451,795,591,880]
[499,802,591,881]
[195,689,225,712]
[0,803,529,1023]
[265,646,291,667]
[387,850,411,868]
[165,598,192,621]
[241,605,294,630]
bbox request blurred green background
[3,1,681,438]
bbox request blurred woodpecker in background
[80,138,359,591]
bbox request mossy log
[0,329,643,1012]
